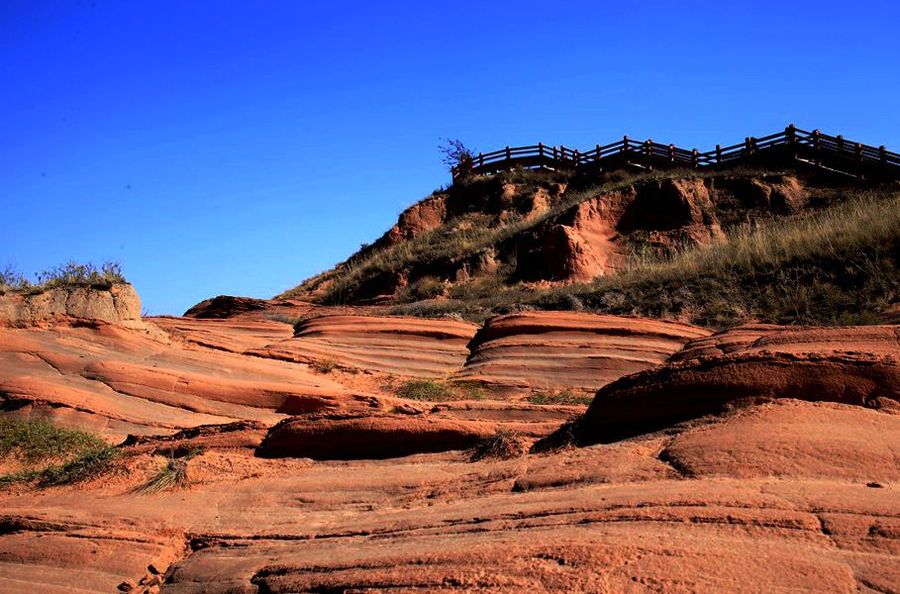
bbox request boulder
[258,412,497,459]
[557,324,900,445]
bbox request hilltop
[277,128,899,328]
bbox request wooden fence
[451,125,900,181]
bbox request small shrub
[0,261,126,295]
[407,276,446,301]
[469,430,526,461]
[35,261,125,290]
[0,266,30,294]
[311,358,339,374]
[138,448,203,493]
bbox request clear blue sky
[2,1,898,314]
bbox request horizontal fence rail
[452,125,900,181]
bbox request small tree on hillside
[438,138,476,179]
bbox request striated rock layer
[568,324,900,444]
[0,399,896,593]
[251,314,480,378]
[456,311,711,391]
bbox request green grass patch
[0,418,121,489]
[0,417,107,464]
[395,379,490,401]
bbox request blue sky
[2,1,898,314]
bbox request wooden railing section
[452,125,900,181]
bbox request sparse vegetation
[0,261,126,295]
[0,417,107,463]
[396,379,489,401]
[469,430,526,461]
[138,448,203,493]
[390,188,900,328]
[438,138,476,177]
[0,417,121,489]
[311,358,339,374]
[527,390,594,406]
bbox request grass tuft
[138,448,203,494]
[469,430,526,461]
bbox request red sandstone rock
[251,314,478,377]
[258,412,497,459]
[572,324,900,444]
[456,311,711,392]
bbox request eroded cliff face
[0,284,145,330]
[288,170,819,304]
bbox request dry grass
[527,390,594,406]
[395,379,489,402]
[393,188,899,327]
[0,261,126,295]
[469,430,526,461]
[137,448,203,494]
[282,167,738,304]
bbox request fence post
[560,145,567,162]
[880,146,887,164]
[715,144,722,163]
[596,144,602,162]
[785,124,796,144]
[744,137,751,156]
[553,146,558,160]
[573,149,579,168]
[505,146,511,162]
[478,153,484,168]
[644,139,652,157]
[538,142,544,158]
[855,142,862,162]
[812,129,820,151]
[668,144,675,163]
[691,149,699,168]
[837,135,844,153]
[622,136,629,153]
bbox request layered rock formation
[251,314,479,377]
[456,311,711,391]
[563,324,900,445]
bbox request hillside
[279,133,899,328]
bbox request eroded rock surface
[456,311,711,391]
[568,324,900,444]
[0,284,144,329]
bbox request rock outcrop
[565,324,900,444]
[258,412,498,459]
[456,311,711,391]
[252,314,479,377]
[0,285,144,329]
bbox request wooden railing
[452,125,900,181]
